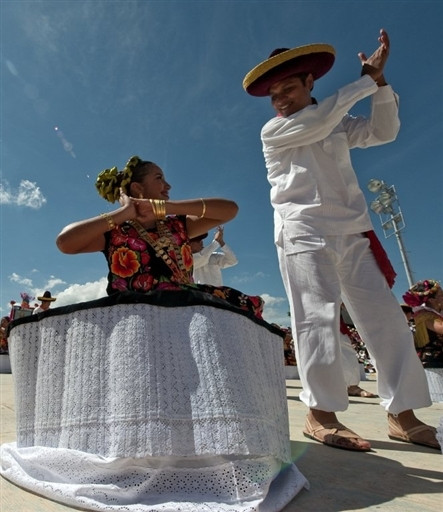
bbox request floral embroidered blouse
[103,216,193,294]
[103,216,265,320]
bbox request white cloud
[0,183,13,204]
[230,271,267,285]
[1,180,47,209]
[16,180,47,208]
[44,277,67,289]
[9,272,33,288]
[260,293,290,327]
[54,278,107,307]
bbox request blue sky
[1,0,442,326]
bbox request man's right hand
[358,28,390,86]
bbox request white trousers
[340,333,361,387]
[277,233,431,414]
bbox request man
[243,29,438,450]
[190,226,238,286]
[32,291,56,314]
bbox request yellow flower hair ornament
[96,166,120,203]
[95,156,141,203]
[120,156,141,195]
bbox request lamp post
[367,179,415,288]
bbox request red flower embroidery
[132,273,154,292]
[110,247,140,277]
[111,278,128,291]
[140,251,150,266]
[111,231,129,247]
[128,237,147,252]
[181,243,193,270]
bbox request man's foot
[303,409,371,451]
[388,411,440,450]
[348,385,378,398]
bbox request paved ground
[1,373,442,511]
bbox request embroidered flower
[111,231,129,247]
[140,252,150,266]
[128,237,147,252]
[213,289,228,300]
[132,273,154,292]
[181,243,193,270]
[110,247,140,277]
[111,277,128,291]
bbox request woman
[403,279,443,367]
[56,155,264,318]
[2,156,307,511]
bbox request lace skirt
[0,291,308,511]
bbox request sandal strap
[308,421,358,438]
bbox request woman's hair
[402,279,441,307]
[95,156,157,203]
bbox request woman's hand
[119,190,156,226]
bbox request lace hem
[1,445,308,511]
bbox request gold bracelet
[149,199,166,220]
[100,212,116,231]
[199,198,206,219]
[157,199,166,219]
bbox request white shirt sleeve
[261,75,379,152]
[192,240,220,270]
[208,244,238,269]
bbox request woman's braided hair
[95,156,156,203]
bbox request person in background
[243,29,438,450]
[340,316,377,399]
[0,316,10,354]
[32,291,57,315]
[190,226,238,286]
[403,279,443,367]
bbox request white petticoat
[1,292,308,510]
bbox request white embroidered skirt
[1,291,308,511]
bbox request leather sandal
[347,385,378,398]
[303,416,371,451]
[388,414,440,450]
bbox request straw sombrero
[37,291,57,302]
[243,43,335,97]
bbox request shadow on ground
[281,440,442,511]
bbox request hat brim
[38,296,56,302]
[243,43,335,97]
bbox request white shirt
[193,240,238,286]
[261,75,400,245]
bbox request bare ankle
[388,410,421,429]
[308,408,338,424]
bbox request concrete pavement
[1,373,442,512]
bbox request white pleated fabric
[1,298,308,510]
[436,416,443,454]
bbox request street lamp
[367,179,415,287]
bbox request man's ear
[307,73,314,92]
